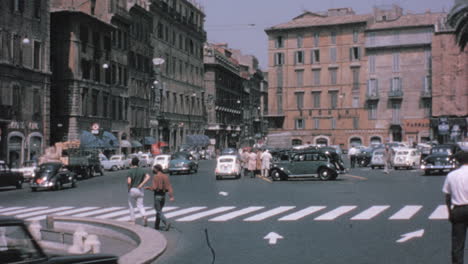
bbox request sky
[197,0,454,70]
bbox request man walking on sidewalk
[442,151,468,264]
[127,157,151,225]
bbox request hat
[454,151,468,164]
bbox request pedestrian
[127,157,150,226]
[248,149,257,178]
[261,149,273,177]
[145,165,174,231]
[241,148,250,178]
[442,151,468,264]
[383,145,392,174]
[256,149,262,177]
[348,146,358,168]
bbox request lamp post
[151,57,165,143]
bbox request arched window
[370,136,382,145]
[350,137,362,147]
[292,139,302,146]
[316,138,328,146]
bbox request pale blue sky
[197,0,454,70]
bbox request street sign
[91,123,100,135]
[396,229,424,243]
[264,232,283,245]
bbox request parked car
[215,155,242,180]
[107,154,131,170]
[220,148,239,156]
[269,150,341,181]
[392,148,421,170]
[0,161,24,189]
[168,152,198,175]
[416,143,432,159]
[0,216,118,264]
[421,144,462,175]
[30,162,77,191]
[355,147,373,167]
[139,153,153,167]
[152,154,171,172]
[128,153,147,167]
[99,154,114,171]
[12,160,38,182]
[370,148,386,169]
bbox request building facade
[149,0,206,151]
[0,0,51,167]
[265,6,445,148]
[203,43,243,149]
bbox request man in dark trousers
[146,165,174,231]
[442,151,468,264]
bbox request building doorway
[349,137,362,147]
[292,139,302,146]
[316,138,328,146]
[391,126,402,142]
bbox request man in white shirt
[260,150,273,178]
[442,151,468,264]
[347,146,358,168]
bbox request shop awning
[102,131,119,148]
[131,140,143,148]
[143,136,156,145]
[79,131,118,149]
[185,135,210,147]
[120,140,132,148]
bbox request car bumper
[169,167,190,172]
[30,182,54,189]
[421,164,456,170]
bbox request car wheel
[31,187,37,192]
[16,180,23,189]
[111,165,118,171]
[54,181,62,191]
[270,169,281,181]
[371,166,375,170]
[71,178,77,188]
[318,168,334,181]
[424,169,431,176]
[216,175,221,180]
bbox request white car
[12,160,38,182]
[392,148,421,170]
[107,154,131,170]
[370,149,385,169]
[215,155,241,180]
[128,153,147,167]
[139,153,153,167]
[152,154,171,172]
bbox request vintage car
[269,150,341,181]
[416,143,432,159]
[12,160,38,182]
[30,162,77,191]
[0,216,118,264]
[370,148,386,169]
[215,155,242,180]
[152,154,171,172]
[421,144,462,175]
[139,153,153,167]
[128,153,148,167]
[106,154,131,170]
[392,148,421,170]
[355,147,373,167]
[0,161,24,189]
[168,152,198,175]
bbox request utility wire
[204,228,216,264]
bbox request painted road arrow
[264,232,283,245]
[218,191,228,196]
[396,229,424,243]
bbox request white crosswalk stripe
[72,207,124,217]
[51,207,100,217]
[209,206,265,222]
[120,207,179,222]
[429,205,448,220]
[389,205,423,220]
[0,207,26,213]
[146,207,181,222]
[24,207,75,221]
[95,207,150,219]
[350,206,390,220]
[314,206,357,221]
[244,206,296,222]
[278,206,326,221]
[1,207,49,216]
[176,207,236,222]
[164,207,207,219]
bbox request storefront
[6,121,43,168]
[431,117,467,144]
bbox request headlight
[47,182,54,187]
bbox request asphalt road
[0,159,453,264]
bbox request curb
[47,215,167,264]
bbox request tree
[447,0,468,51]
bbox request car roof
[218,155,237,160]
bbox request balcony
[388,90,403,100]
[420,90,432,99]
[391,117,401,125]
[365,91,379,101]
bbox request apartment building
[0,0,51,167]
[265,6,445,148]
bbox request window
[424,50,431,70]
[352,68,359,90]
[33,41,41,70]
[330,47,337,63]
[331,118,336,129]
[329,69,337,85]
[103,95,108,117]
[12,85,22,119]
[392,52,400,72]
[12,0,24,13]
[392,102,401,124]
[312,92,321,108]
[369,55,376,73]
[92,90,98,116]
[33,89,41,120]
[94,63,100,82]
[276,93,283,114]
[423,100,431,117]
[368,103,377,120]
[368,79,378,96]
[352,96,359,108]
[329,91,338,109]
[353,117,359,129]
[276,70,283,88]
[312,49,320,64]
[297,35,303,48]
[350,47,361,61]
[314,118,320,129]
[369,32,376,45]
[295,119,304,129]
[295,51,304,64]
[274,53,284,65]
[275,36,284,48]
[331,31,337,45]
[312,70,320,86]
[353,30,358,43]
[295,92,304,109]
[292,139,302,146]
[307,32,317,48]
[81,60,91,79]
[423,76,431,92]
[391,77,402,92]
[296,70,303,88]
[34,0,41,18]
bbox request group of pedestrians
[240,148,273,178]
[348,145,393,174]
[126,157,174,231]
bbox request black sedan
[421,144,461,175]
[0,161,24,189]
[30,162,77,191]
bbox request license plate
[435,162,441,166]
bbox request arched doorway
[316,138,329,146]
[391,126,402,142]
[28,135,43,161]
[8,135,24,168]
[370,136,382,146]
[349,137,363,147]
[292,139,302,146]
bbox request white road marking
[264,232,283,245]
[164,207,207,219]
[389,205,423,220]
[117,207,178,221]
[72,207,124,217]
[244,206,296,222]
[0,207,26,213]
[25,207,75,221]
[396,229,425,243]
[209,206,265,222]
[176,207,236,222]
[1,207,49,216]
[145,207,182,221]
[429,205,448,220]
[314,206,357,221]
[278,206,326,221]
[95,207,151,219]
[351,206,390,220]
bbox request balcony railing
[366,91,380,101]
[388,90,404,99]
[420,90,432,98]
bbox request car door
[290,153,308,176]
[58,165,70,185]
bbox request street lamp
[151,57,165,142]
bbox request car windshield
[39,164,60,172]
[110,156,121,160]
[374,152,384,156]
[220,158,234,163]
[171,153,190,160]
[397,151,409,155]
[156,157,166,161]
[23,161,36,167]
[432,148,452,155]
[0,224,46,261]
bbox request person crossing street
[127,157,151,226]
[146,165,174,231]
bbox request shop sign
[91,123,100,135]
[403,119,430,133]
[8,121,40,130]
[438,118,449,135]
